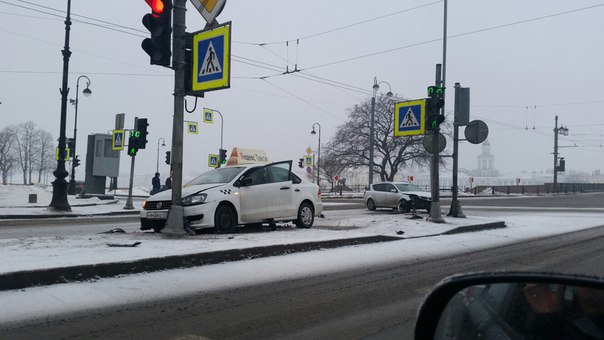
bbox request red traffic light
[145,0,165,16]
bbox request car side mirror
[414,272,604,340]
[240,177,253,186]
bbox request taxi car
[364,181,431,213]
[140,153,322,233]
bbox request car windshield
[184,166,246,187]
[394,183,424,192]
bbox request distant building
[472,139,500,177]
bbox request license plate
[147,211,168,219]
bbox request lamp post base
[49,176,71,211]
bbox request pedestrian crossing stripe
[394,99,426,137]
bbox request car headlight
[182,193,207,206]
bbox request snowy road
[2,225,603,339]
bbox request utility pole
[553,115,559,193]
[429,64,445,223]
[163,0,187,235]
[124,118,137,210]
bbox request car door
[383,183,400,208]
[237,166,272,222]
[266,161,295,218]
[371,183,390,207]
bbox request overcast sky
[1,0,603,182]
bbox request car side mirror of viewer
[414,272,604,340]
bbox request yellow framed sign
[192,22,231,92]
[394,99,426,137]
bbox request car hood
[147,183,227,201]
[403,191,432,199]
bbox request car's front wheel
[366,198,376,211]
[398,199,411,213]
[295,202,314,228]
[214,204,237,233]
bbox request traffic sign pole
[448,82,466,218]
[124,117,137,210]
[429,65,445,223]
[163,0,188,236]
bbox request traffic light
[136,118,149,149]
[298,158,304,168]
[73,155,80,168]
[142,0,172,66]
[67,138,74,151]
[425,89,445,131]
[219,148,227,165]
[558,157,566,172]
[165,151,171,164]
[128,135,138,156]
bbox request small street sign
[112,129,125,151]
[187,121,199,134]
[422,133,447,154]
[203,109,213,123]
[465,120,489,144]
[305,147,312,155]
[55,147,70,161]
[394,99,426,137]
[192,22,231,92]
[304,155,313,167]
[189,0,227,25]
[208,154,219,168]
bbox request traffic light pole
[124,118,138,210]
[163,0,188,235]
[553,115,559,193]
[124,153,136,210]
[429,65,445,223]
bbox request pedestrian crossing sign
[203,109,213,124]
[192,22,231,92]
[112,129,124,151]
[187,122,199,134]
[208,154,219,168]
[394,99,426,137]
[304,155,313,167]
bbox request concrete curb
[0,221,506,291]
[0,210,140,219]
[0,235,400,292]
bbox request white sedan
[140,161,323,233]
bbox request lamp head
[83,86,92,97]
[311,129,316,135]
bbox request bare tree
[326,94,434,182]
[0,127,16,185]
[318,151,347,190]
[32,130,55,184]
[13,121,38,184]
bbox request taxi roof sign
[225,147,270,166]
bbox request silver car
[364,182,431,213]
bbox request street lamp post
[369,77,393,186]
[49,0,73,211]
[68,75,92,195]
[204,108,224,149]
[553,115,569,193]
[311,123,321,186]
[156,137,166,173]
